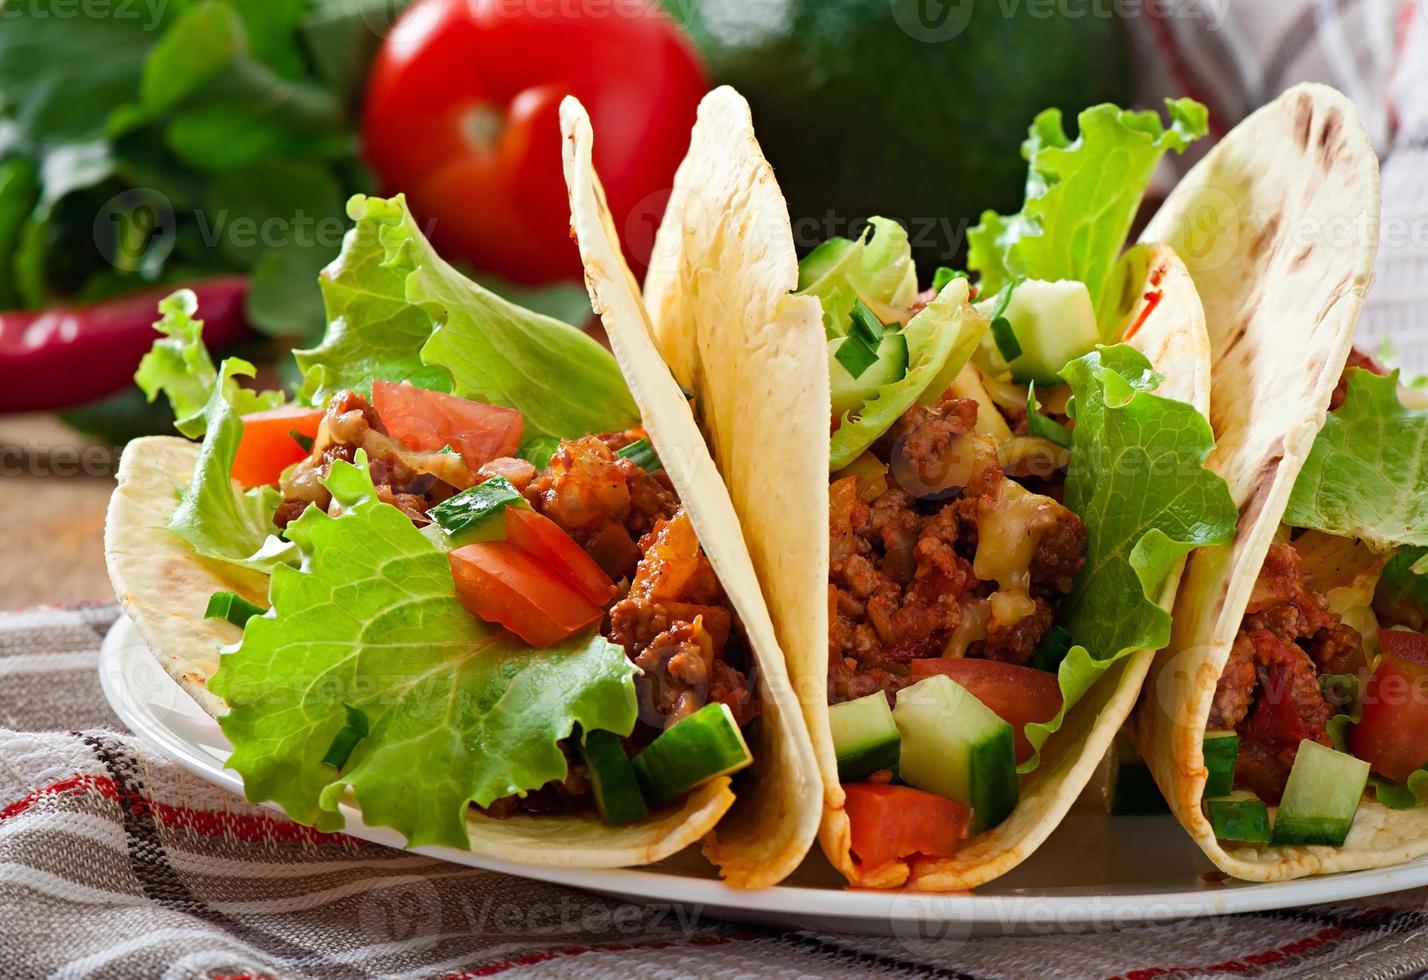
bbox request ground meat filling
[523,433,678,582]
[1210,541,1370,803]
[275,389,476,529]
[828,393,1086,705]
[275,416,757,817]
[521,436,757,732]
[1330,345,1389,410]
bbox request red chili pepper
[0,276,251,413]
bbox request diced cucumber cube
[578,729,648,826]
[632,703,753,806]
[974,279,1100,385]
[1202,730,1239,799]
[1270,740,1369,847]
[829,692,901,781]
[893,674,1018,833]
[1206,791,1270,843]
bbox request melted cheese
[973,478,1061,628]
[942,596,991,658]
[949,365,1014,442]
[1292,529,1386,615]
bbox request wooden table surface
[0,414,117,611]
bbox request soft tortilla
[106,434,746,866]
[560,97,823,888]
[1134,83,1391,880]
[638,86,1214,888]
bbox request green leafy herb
[849,299,886,347]
[1286,369,1428,552]
[1027,383,1073,448]
[1021,344,1237,771]
[616,438,663,473]
[0,0,395,340]
[209,456,638,846]
[990,315,1022,362]
[968,99,1208,336]
[204,590,267,628]
[427,477,527,537]
[832,333,881,380]
[321,703,370,771]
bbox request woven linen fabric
[4,603,1428,980]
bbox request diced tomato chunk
[1351,630,1428,781]
[232,406,324,488]
[448,542,602,647]
[372,379,522,471]
[908,658,1062,764]
[504,507,616,606]
[843,783,969,872]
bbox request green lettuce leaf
[136,289,284,438]
[1286,369,1428,552]
[298,195,638,440]
[828,277,987,470]
[166,356,294,573]
[1022,344,1237,771]
[797,216,919,335]
[968,99,1207,337]
[295,196,454,405]
[209,455,638,847]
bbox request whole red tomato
[362,0,708,285]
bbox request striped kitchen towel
[6,604,1428,978]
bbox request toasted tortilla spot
[1296,91,1314,148]
[1236,442,1284,530]
[1319,110,1343,167]
[1250,212,1284,262]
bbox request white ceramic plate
[99,615,1428,936]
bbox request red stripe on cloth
[448,932,766,978]
[0,775,118,820]
[1,774,364,848]
[1111,909,1390,979]
[1142,13,1228,140]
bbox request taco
[106,189,821,887]
[636,86,1237,889]
[1133,84,1428,880]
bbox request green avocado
[670,0,1131,274]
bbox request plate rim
[97,613,1428,931]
